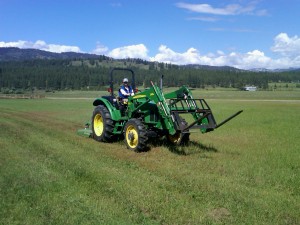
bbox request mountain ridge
[0,47,102,61]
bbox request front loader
[78,68,242,152]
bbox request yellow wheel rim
[167,132,181,144]
[94,114,104,136]
[126,125,138,149]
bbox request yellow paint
[126,125,138,149]
[132,95,146,99]
[93,114,104,136]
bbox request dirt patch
[208,207,231,222]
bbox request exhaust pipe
[160,75,164,91]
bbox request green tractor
[79,68,242,152]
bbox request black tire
[92,105,116,142]
[167,117,190,145]
[124,119,148,152]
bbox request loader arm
[128,82,177,135]
[147,82,177,135]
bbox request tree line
[0,58,299,93]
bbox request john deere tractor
[80,68,242,152]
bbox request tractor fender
[93,98,121,120]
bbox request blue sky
[1,0,300,69]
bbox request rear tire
[124,119,148,152]
[92,105,116,142]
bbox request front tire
[92,105,116,142]
[124,119,148,152]
[167,117,190,145]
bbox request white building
[244,86,257,91]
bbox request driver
[119,78,134,100]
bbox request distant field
[268,82,299,91]
[0,90,299,224]
[44,87,300,100]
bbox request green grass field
[1,90,299,224]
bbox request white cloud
[187,16,219,22]
[150,41,299,70]
[150,45,204,65]
[242,50,272,68]
[0,40,28,48]
[271,33,300,57]
[0,40,81,53]
[91,34,300,69]
[176,1,267,16]
[92,42,109,55]
[176,2,241,15]
[107,44,149,59]
[150,45,226,67]
[217,50,225,55]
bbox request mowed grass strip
[0,98,299,224]
[0,109,135,224]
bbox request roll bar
[109,68,136,97]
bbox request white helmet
[123,78,129,83]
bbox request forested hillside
[0,48,299,92]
